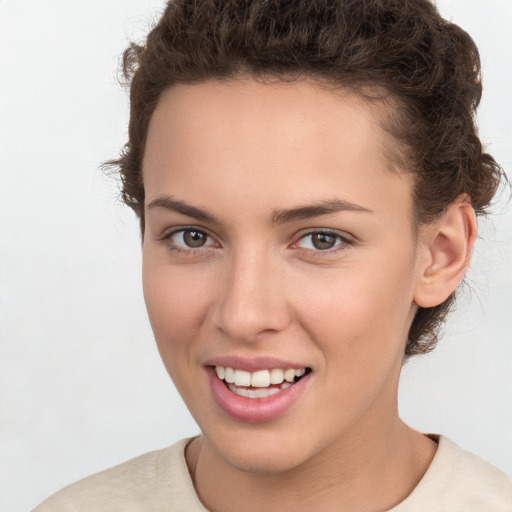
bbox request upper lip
[204,355,310,372]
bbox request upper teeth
[215,366,306,387]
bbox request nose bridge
[213,245,289,342]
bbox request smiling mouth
[213,366,312,398]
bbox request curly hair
[107,0,505,356]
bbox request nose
[211,250,291,343]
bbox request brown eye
[167,228,214,250]
[182,229,208,247]
[295,231,349,253]
[311,233,337,250]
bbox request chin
[203,425,315,475]
[223,445,308,474]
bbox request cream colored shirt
[33,436,512,511]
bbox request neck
[188,416,437,512]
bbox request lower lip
[207,368,311,423]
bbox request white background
[1,1,511,510]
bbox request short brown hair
[107,0,505,356]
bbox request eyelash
[293,230,353,257]
[161,227,217,256]
[160,227,353,257]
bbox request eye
[295,231,349,252]
[176,229,208,248]
[165,228,217,250]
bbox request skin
[141,78,476,511]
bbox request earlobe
[414,196,477,308]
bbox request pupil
[184,230,206,247]
[312,233,335,250]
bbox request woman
[34,0,512,510]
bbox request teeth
[224,367,235,384]
[284,369,296,382]
[234,369,251,387]
[251,369,271,387]
[270,368,284,384]
[228,382,290,398]
[214,365,308,390]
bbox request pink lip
[207,366,312,423]
[204,355,309,372]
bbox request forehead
[143,78,413,224]
[146,78,391,160]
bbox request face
[142,79,423,473]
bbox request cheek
[142,256,210,357]
[296,256,416,369]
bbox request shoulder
[32,438,207,512]
[394,435,512,511]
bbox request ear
[414,195,477,308]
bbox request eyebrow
[146,196,373,225]
[271,199,373,224]
[146,197,219,223]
